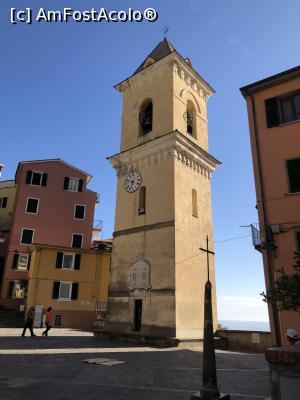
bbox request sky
[1,0,300,323]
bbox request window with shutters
[59,282,72,300]
[280,92,300,124]
[286,158,300,194]
[26,170,47,187]
[8,281,25,298]
[138,187,146,215]
[265,92,300,128]
[62,253,75,269]
[14,254,30,270]
[52,281,78,301]
[25,198,39,214]
[0,197,7,208]
[64,177,84,192]
[20,228,34,245]
[56,252,81,270]
[71,234,83,248]
[74,204,86,220]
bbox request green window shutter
[74,254,81,270]
[12,254,19,269]
[71,283,78,300]
[27,255,31,270]
[265,97,280,128]
[64,177,69,190]
[56,252,63,269]
[2,197,7,208]
[78,179,84,192]
[41,173,48,187]
[8,281,14,298]
[287,158,300,193]
[26,170,32,184]
[52,282,60,299]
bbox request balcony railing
[250,223,262,253]
[92,220,102,238]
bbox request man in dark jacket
[21,306,36,337]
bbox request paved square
[0,329,270,400]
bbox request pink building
[241,66,300,346]
[0,159,98,310]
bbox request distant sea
[219,320,270,332]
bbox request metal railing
[250,223,262,252]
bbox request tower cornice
[107,130,220,179]
[115,52,214,100]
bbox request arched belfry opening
[185,100,197,139]
[139,99,153,135]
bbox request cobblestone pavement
[0,328,270,400]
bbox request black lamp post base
[190,392,230,400]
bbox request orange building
[240,66,300,346]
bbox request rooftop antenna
[163,26,169,38]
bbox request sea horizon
[219,320,270,332]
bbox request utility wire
[215,234,251,244]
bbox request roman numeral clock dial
[125,171,142,193]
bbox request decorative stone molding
[129,254,151,291]
[173,62,209,101]
[108,131,220,180]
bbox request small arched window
[192,189,198,218]
[138,186,146,215]
[139,99,153,135]
[186,101,196,138]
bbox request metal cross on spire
[163,26,169,37]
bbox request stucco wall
[1,160,97,308]
[25,246,110,329]
[245,76,300,345]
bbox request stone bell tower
[102,39,220,339]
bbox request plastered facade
[104,43,219,339]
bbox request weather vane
[163,26,169,37]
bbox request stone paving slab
[0,329,270,400]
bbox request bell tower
[103,39,220,339]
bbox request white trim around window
[20,228,35,245]
[25,197,39,214]
[62,253,75,270]
[29,170,44,187]
[58,281,72,300]
[68,177,80,192]
[17,254,30,270]
[71,233,83,249]
[74,204,86,220]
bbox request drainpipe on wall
[248,92,281,347]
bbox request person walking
[21,306,36,337]
[42,307,53,337]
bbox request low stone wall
[266,346,300,400]
[216,329,272,353]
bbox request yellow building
[26,244,111,329]
[0,180,17,284]
[101,39,220,340]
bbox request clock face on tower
[125,171,142,193]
